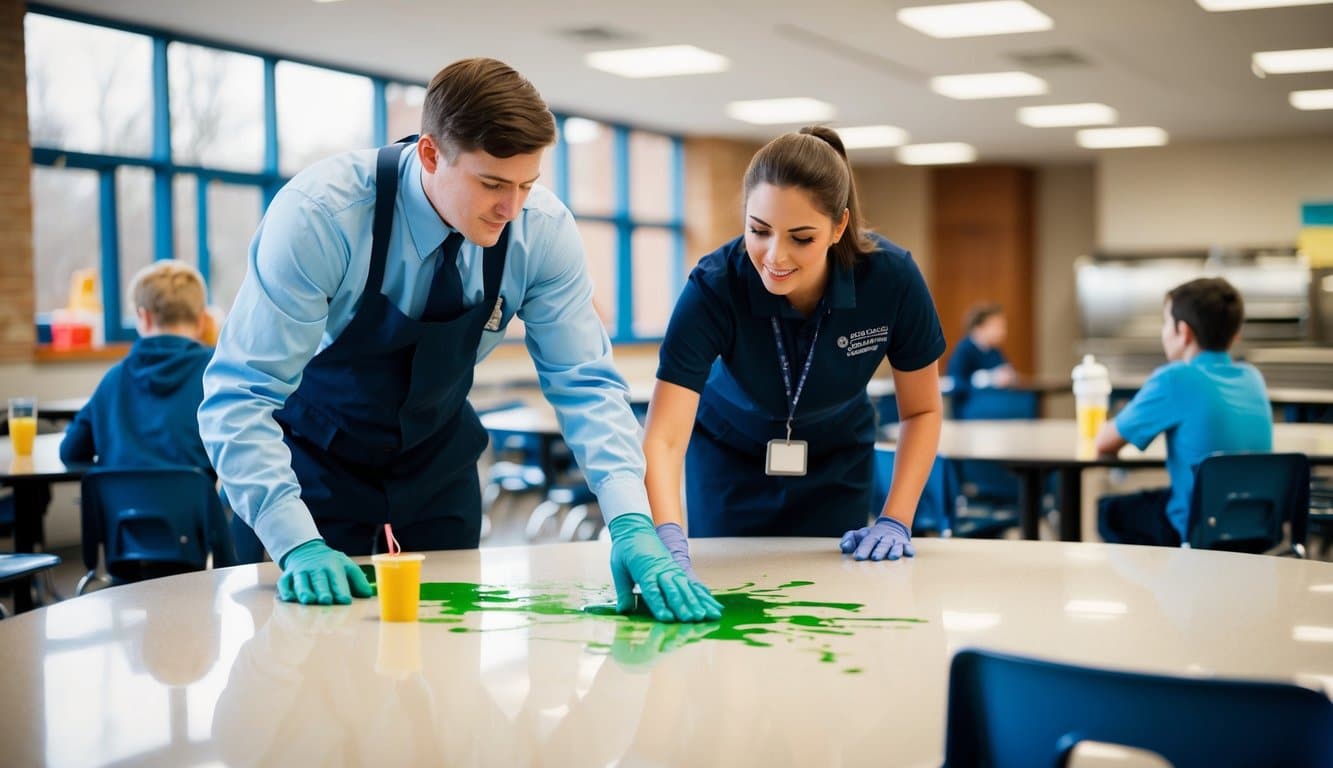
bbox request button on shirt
[1113,350,1273,538]
[199,144,645,561]
[657,234,945,448]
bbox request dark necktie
[422,231,465,321]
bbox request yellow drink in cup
[1076,403,1107,441]
[372,553,424,622]
[8,397,37,456]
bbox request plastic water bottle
[1071,354,1111,442]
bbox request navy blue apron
[684,314,876,539]
[273,139,508,555]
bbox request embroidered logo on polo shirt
[843,325,889,357]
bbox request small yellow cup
[8,397,37,457]
[1076,402,1107,442]
[372,553,424,622]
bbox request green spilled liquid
[361,566,922,671]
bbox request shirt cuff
[253,497,323,565]
[593,474,651,523]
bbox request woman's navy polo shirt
[657,233,946,456]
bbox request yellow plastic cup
[8,398,37,457]
[372,553,424,622]
[375,621,423,679]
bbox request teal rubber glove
[608,514,722,623]
[276,539,374,605]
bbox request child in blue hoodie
[61,260,235,567]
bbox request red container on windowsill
[51,321,93,350]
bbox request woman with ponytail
[644,126,945,585]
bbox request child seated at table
[60,260,237,567]
[1093,277,1272,546]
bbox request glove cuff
[607,513,653,540]
[875,517,911,539]
[279,538,326,569]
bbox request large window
[26,7,684,343]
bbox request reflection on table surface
[2,538,1330,767]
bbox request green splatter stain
[393,577,923,671]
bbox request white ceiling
[34,0,1333,164]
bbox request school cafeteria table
[879,420,1333,542]
[0,538,1328,767]
[0,434,89,611]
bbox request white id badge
[766,439,808,476]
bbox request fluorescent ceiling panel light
[1252,47,1333,75]
[1076,126,1168,148]
[835,125,910,149]
[562,117,602,145]
[1197,0,1333,10]
[1017,102,1118,127]
[584,44,730,79]
[898,1,1053,37]
[725,97,836,125]
[896,142,977,165]
[931,71,1048,99]
[1290,89,1333,109]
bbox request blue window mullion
[670,136,685,298]
[372,79,387,146]
[262,57,280,208]
[613,125,631,340]
[196,174,211,302]
[152,37,172,262]
[554,115,570,205]
[99,170,126,342]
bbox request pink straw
[384,523,401,555]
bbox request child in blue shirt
[61,260,235,566]
[947,303,1016,418]
[1094,277,1272,546]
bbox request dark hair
[742,125,874,269]
[1166,277,1244,351]
[964,302,1004,332]
[421,58,556,160]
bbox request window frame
[26,3,685,344]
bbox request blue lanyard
[770,314,823,441]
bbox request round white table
[1,538,1329,767]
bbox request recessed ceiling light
[562,117,602,145]
[1017,103,1118,127]
[835,125,910,149]
[585,44,730,79]
[896,142,977,165]
[1076,126,1169,149]
[898,1,1053,38]
[1290,88,1333,110]
[1196,0,1333,10]
[725,98,836,125]
[931,71,1048,99]
[1252,47,1333,76]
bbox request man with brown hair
[200,58,718,622]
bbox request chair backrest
[944,649,1333,768]
[1188,452,1310,553]
[954,388,1039,421]
[81,466,227,582]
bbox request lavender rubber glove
[839,517,915,562]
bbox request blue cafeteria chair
[944,648,1333,768]
[76,466,235,593]
[1187,452,1310,556]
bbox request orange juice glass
[372,553,424,622]
[8,398,37,456]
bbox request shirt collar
[1190,349,1233,366]
[401,144,454,261]
[745,254,857,318]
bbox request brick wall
[0,0,32,361]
